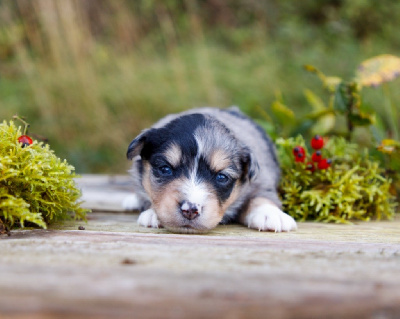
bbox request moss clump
[277,136,396,223]
[0,120,88,230]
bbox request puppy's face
[127,114,257,233]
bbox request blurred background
[1,0,400,173]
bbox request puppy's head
[127,114,258,233]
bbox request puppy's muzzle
[180,200,201,220]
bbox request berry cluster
[292,135,331,171]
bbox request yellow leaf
[377,139,400,154]
[324,76,342,91]
[304,89,326,111]
[381,139,400,146]
[356,54,400,87]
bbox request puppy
[124,107,297,233]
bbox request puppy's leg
[137,208,163,228]
[241,197,297,232]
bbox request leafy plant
[277,136,396,223]
[270,55,400,140]
[0,119,88,232]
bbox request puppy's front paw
[246,203,297,232]
[137,209,162,228]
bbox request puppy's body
[125,107,296,233]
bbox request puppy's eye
[216,173,229,184]
[158,165,173,176]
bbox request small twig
[12,115,30,135]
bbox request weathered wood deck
[1,175,399,319]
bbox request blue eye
[159,165,173,176]
[216,173,229,184]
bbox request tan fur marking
[221,183,240,212]
[142,162,152,195]
[200,183,224,226]
[209,150,231,172]
[152,178,184,227]
[152,178,183,207]
[163,143,182,168]
[202,194,222,228]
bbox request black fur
[196,156,236,203]
[128,114,207,163]
[142,114,205,160]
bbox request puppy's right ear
[240,148,259,182]
[127,130,150,160]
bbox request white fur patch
[180,150,209,210]
[122,194,140,211]
[180,180,208,213]
[245,203,297,232]
[137,208,162,228]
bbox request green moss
[277,136,396,223]
[0,120,88,229]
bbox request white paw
[246,203,297,232]
[122,194,140,211]
[137,209,162,228]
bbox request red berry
[18,135,33,147]
[306,162,315,172]
[311,135,324,150]
[293,146,305,156]
[318,158,332,170]
[295,152,305,163]
[311,150,322,162]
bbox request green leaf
[334,82,349,112]
[348,112,375,126]
[304,89,326,111]
[311,113,336,136]
[290,119,314,137]
[303,65,343,91]
[271,100,295,124]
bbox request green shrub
[277,136,396,223]
[0,120,88,231]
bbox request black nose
[180,201,200,220]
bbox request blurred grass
[0,0,400,173]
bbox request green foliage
[0,120,88,230]
[1,1,400,173]
[277,136,396,223]
[270,55,400,205]
[376,139,400,197]
[271,55,400,142]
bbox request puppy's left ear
[241,148,259,182]
[127,129,150,160]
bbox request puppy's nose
[180,201,200,220]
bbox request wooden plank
[75,174,135,212]
[1,212,400,319]
[2,175,400,318]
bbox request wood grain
[0,175,399,319]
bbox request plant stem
[346,85,354,140]
[12,115,30,135]
[382,84,399,140]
